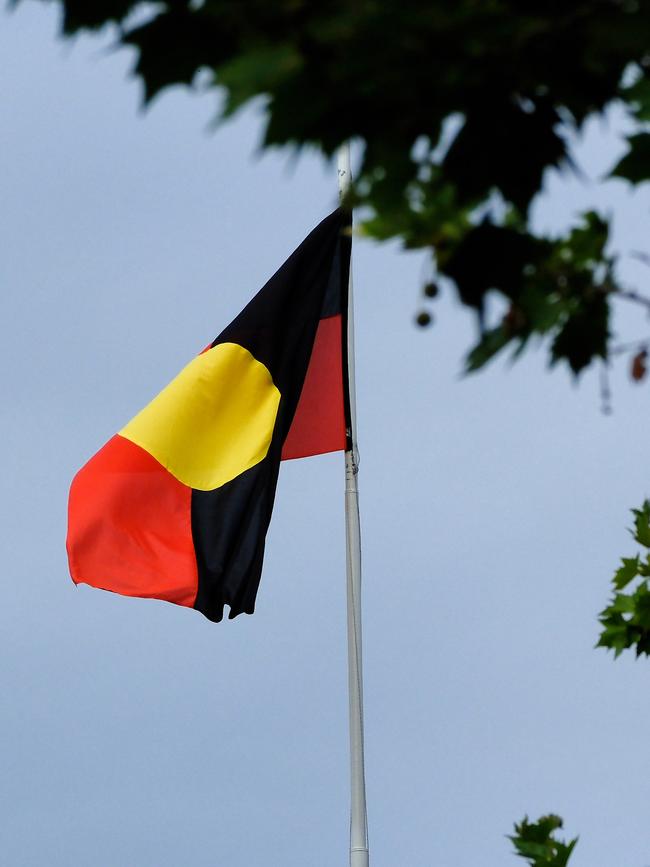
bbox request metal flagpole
[337,144,369,867]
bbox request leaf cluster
[463,211,612,374]
[26,0,650,374]
[509,815,577,867]
[598,501,650,658]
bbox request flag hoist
[66,147,369,864]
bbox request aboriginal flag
[67,209,351,622]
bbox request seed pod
[423,281,439,299]
[631,349,648,382]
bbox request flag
[67,209,351,622]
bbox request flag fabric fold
[67,209,351,621]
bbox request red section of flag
[67,435,198,607]
[281,314,346,460]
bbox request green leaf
[632,501,650,547]
[596,621,632,656]
[464,325,511,373]
[613,555,640,589]
[550,292,609,376]
[597,603,633,655]
[444,221,540,312]
[632,586,650,629]
[441,100,567,213]
[622,75,650,122]
[562,211,609,268]
[598,509,650,658]
[611,133,650,184]
[509,814,577,866]
[611,592,636,614]
[218,43,303,119]
[124,10,221,104]
[59,0,139,34]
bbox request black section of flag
[192,209,351,622]
[191,460,275,621]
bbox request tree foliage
[509,815,577,867]
[598,500,650,658]
[23,0,650,376]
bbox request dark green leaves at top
[442,100,567,214]
[444,221,540,312]
[124,9,221,104]
[611,133,650,184]
[549,290,609,375]
[459,211,613,375]
[598,501,650,658]
[555,211,609,271]
[56,0,140,34]
[24,0,650,378]
[509,815,577,867]
[621,74,650,123]
[218,44,304,119]
[547,213,611,376]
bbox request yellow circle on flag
[120,343,281,491]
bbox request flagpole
[337,144,369,867]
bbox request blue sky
[3,5,650,866]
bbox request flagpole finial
[337,144,352,201]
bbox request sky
[3,5,650,867]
